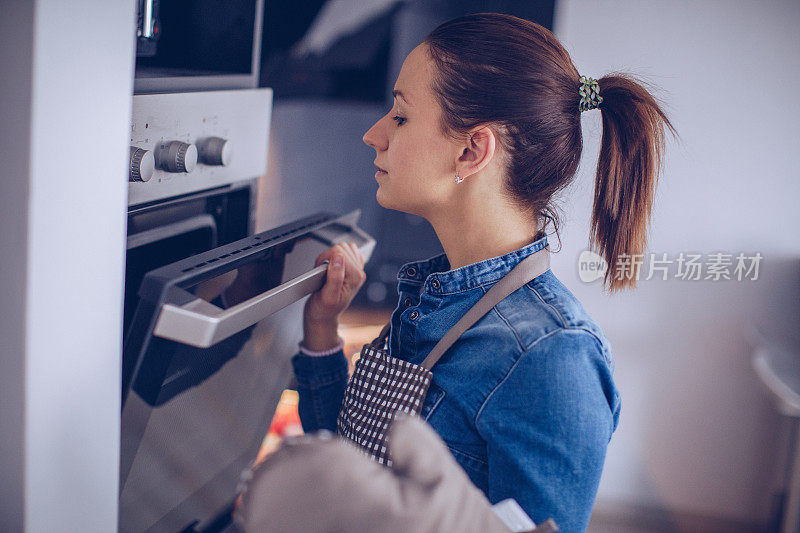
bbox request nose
[362,116,387,151]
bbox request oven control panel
[128,88,272,206]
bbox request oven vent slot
[177,215,332,274]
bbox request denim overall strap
[420,246,551,371]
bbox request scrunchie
[579,75,603,112]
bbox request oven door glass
[125,214,218,335]
[119,210,374,533]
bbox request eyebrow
[392,90,411,106]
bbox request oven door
[119,210,374,533]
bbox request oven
[123,89,375,531]
[121,69,374,533]
[122,2,378,529]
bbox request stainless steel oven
[122,87,374,532]
[122,3,378,529]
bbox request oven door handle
[152,224,375,348]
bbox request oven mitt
[236,415,547,533]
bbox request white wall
[554,0,800,523]
[0,1,135,530]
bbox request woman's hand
[302,242,366,351]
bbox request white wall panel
[1,1,135,530]
[554,0,800,523]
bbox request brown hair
[424,13,676,293]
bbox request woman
[291,13,673,532]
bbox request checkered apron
[337,246,550,466]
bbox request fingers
[343,244,367,289]
[304,242,368,328]
[314,248,333,268]
[347,242,366,267]
[312,242,366,308]
[318,252,346,306]
[314,242,350,267]
[315,242,365,270]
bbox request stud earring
[455,172,464,184]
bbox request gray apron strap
[369,322,392,349]
[420,246,551,371]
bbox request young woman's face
[362,44,462,217]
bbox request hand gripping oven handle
[152,223,376,349]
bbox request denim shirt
[291,235,621,533]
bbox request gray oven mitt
[235,415,524,533]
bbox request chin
[375,181,428,216]
[376,187,401,212]
[376,191,423,218]
[375,183,395,209]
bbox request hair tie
[579,75,603,112]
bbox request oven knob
[129,146,155,182]
[197,137,232,166]
[155,141,197,173]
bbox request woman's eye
[392,115,407,126]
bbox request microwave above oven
[134,0,264,94]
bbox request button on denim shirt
[291,235,621,533]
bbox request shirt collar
[397,234,550,294]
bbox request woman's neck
[424,180,539,270]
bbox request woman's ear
[456,125,496,180]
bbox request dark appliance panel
[125,184,253,336]
[134,0,264,93]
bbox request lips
[374,162,387,173]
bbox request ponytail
[591,74,676,293]
[421,14,675,293]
